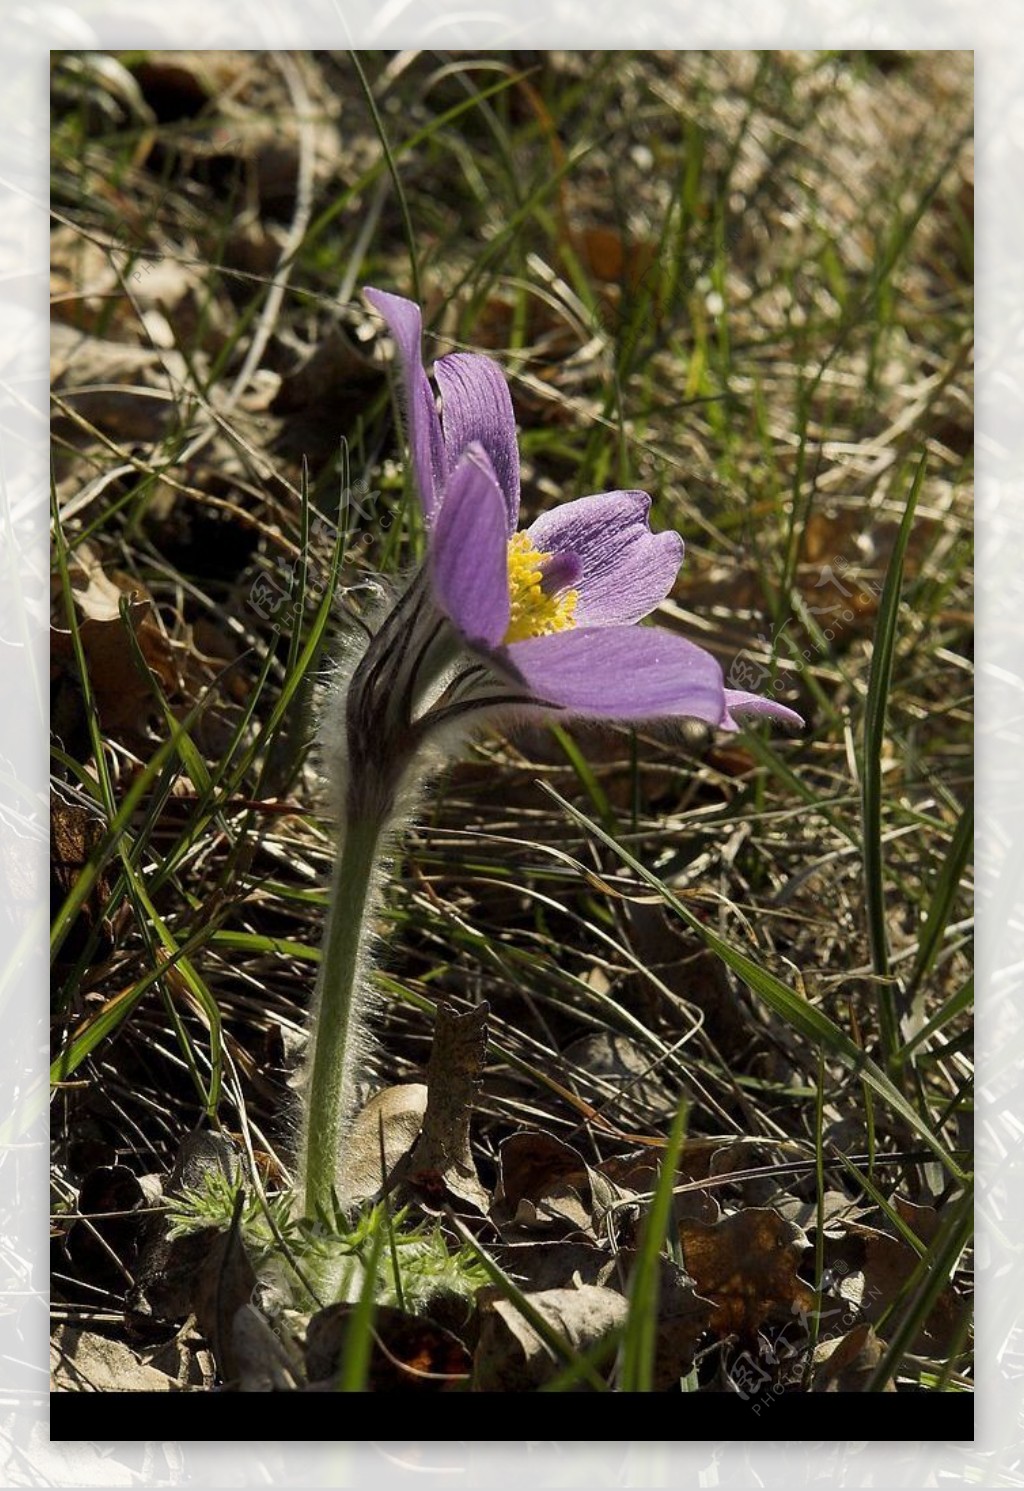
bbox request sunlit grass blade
[905,800,973,1006]
[335,1207,387,1393]
[862,455,927,1066]
[617,1098,689,1392]
[894,976,973,1069]
[864,1182,973,1392]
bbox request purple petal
[722,690,805,732]
[526,491,685,626]
[434,353,520,533]
[502,625,728,723]
[539,550,583,592]
[431,444,510,648]
[365,288,447,524]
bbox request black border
[49,1390,974,1441]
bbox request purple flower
[363,287,803,736]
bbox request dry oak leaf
[401,1002,490,1216]
[811,1322,896,1393]
[472,1284,627,1392]
[680,1206,815,1339]
[51,541,183,738]
[337,1083,428,1208]
[494,1130,618,1238]
[51,1326,178,1393]
[826,1220,969,1357]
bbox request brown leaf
[230,1304,302,1392]
[680,1207,815,1339]
[494,1240,612,1295]
[494,1131,618,1238]
[560,1030,676,1123]
[128,1130,240,1326]
[811,1322,896,1392]
[826,1221,969,1356]
[571,226,657,287]
[606,1252,714,1389]
[400,1003,490,1216]
[64,1164,148,1295]
[190,1219,259,1385]
[337,1083,428,1208]
[51,1326,178,1393]
[598,1150,719,1223]
[50,797,115,966]
[142,1327,217,1390]
[305,1303,471,1392]
[51,541,183,741]
[472,1285,627,1392]
[893,1195,944,1247]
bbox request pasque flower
[299,287,801,1222]
[361,287,803,739]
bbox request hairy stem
[300,813,385,1219]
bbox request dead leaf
[142,1326,217,1390]
[51,1326,178,1393]
[230,1303,302,1392]
[50,797,115,966]
[680,1206,816,1339]
[472,1284,627,1392]
[51,325,172,443]
[774,1189,865,1233]
[811,1322,895,1392]
[190,1216,259,1385]
[337,1083,428,1208]
[494,1240,612,1295]
[560,1030,676,1123]
[64,1164,149,1295]
[494,1131,618,1238]
[893,1195,944,1247]
[128,1129,240,1326]
[826,1220,969,1356]
[305,1302,471,1392]
[51,541,183,742]
[604,1251,714,1389]
[399,1003,490,1216]
[571,226,657,287]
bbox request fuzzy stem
[301,812,385,1220]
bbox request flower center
[504,533,579,645]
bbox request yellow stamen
[504,532,579,645]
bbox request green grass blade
[863,1182,973,1392]
[861,455,926,1063]
[336,1209,387,1393]
[905,799,973,1004]
[617,1098,689,1392]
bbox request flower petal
[502,625,727,723]
[431,444,510,648]
[526,491,684,626]
[365,288,447,524]
[433,353,521,533]
[722,690,804,732]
